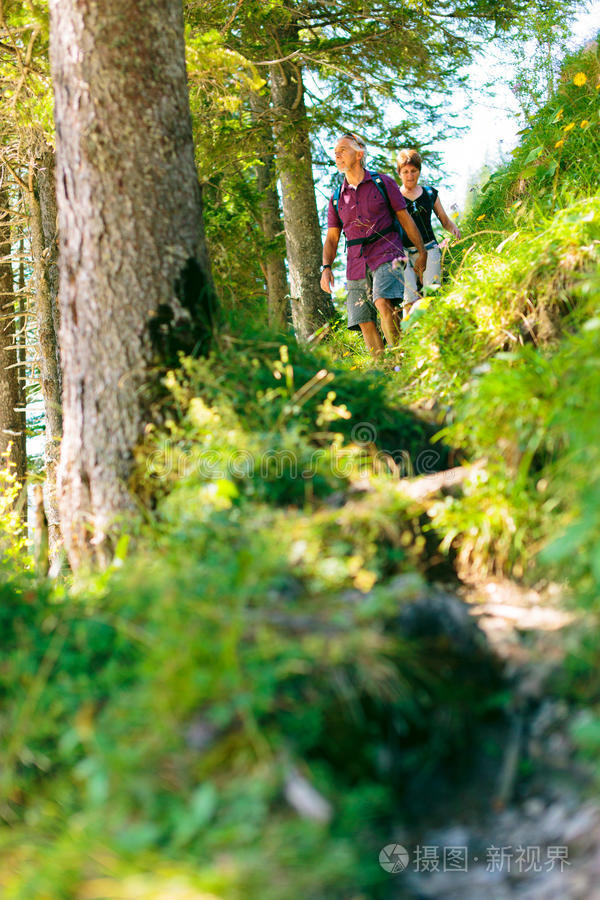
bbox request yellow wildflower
[573,72,587,86]
[581,119,589,128]
[354,569,377,593]
[476,214,486,221]
[563,122,575,132]
[555,139,565,148]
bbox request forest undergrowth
[1,38,600,900]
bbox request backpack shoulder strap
[423,185,438,207]
[332,181,342,218]
[331,181,347,247]
[371,172,393,214]
[371,172,402,235]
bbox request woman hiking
[396,148,461,311]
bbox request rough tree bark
[269,42,335,342]
[0,188,26,489]
[250,93,289,329]
[28,165,62,555]
[255,145,290,329]
[16,235,27,456]
[48,0,216,567]
[36,152,61,380]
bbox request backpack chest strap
[346,223,396,249]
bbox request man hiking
[320,133,427,354]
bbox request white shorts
[403,240,442,305]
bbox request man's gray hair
[341,132,367,167]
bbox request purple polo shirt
[327,170,407,280]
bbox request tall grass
[382,38,600,590]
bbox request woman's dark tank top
[401,185,439,248]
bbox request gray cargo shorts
[346,258,406,331]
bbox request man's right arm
[396,209,427,280]
[320,227,341,293]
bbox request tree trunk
[269,51,335,342]
[250,93,289,329]
[28,169,63,557]
[37,152,61,381]
[48,0,217,568]
[0,189,26,489]
[17,234,27,463]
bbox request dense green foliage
[2,22,600,900]
[0,355,492,898]
[388,41,600,589]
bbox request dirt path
[395,574,600,898]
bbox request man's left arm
[396,209,427,280]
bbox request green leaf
[522,145,543,165]
[172,783,218,847]
[481,173,500,192]
[115,823,163,853]
[542,159,559,177]
[520,164,538,179]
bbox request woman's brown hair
[396,148,422,171]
